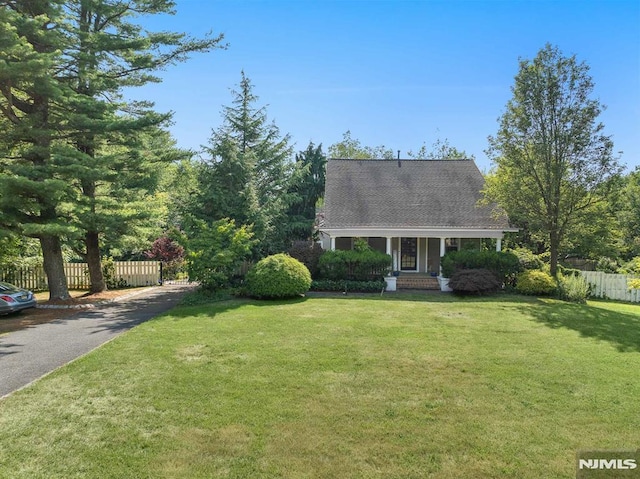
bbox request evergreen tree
[0,1,224,295]
[617,168,640,258]
[194,135,261,228]
[0,1,76,299]
[63,0,223,292]
[286,142,327,241]
[197,72,294,254]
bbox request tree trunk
[40,235,70,300]
[549,230,560,277]
[85,231,106,293]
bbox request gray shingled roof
[323,159,509,229]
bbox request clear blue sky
[134,0,640,173]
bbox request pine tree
[63,0,223,292]
[286,142,326,241]
[197,72,294,254]
[0,1,224,295]
[0,1,75,299]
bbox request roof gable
[323,159,509,230]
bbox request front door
[400,238,418,271]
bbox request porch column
[496,238,502,252]
[439,237,446,275]
[386,237,392,255]
[330,237,336,251]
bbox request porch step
[396,275,440,290]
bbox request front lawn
[0,294,638,478]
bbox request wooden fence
[581,271,640,303]
[0,261,161,291]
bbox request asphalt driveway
[0,284,194,398]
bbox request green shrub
[515,270,557,295]
[557,273,589,304]
[448,269,502,295]
[318,249,391,281]
[508,247,545,270]
[441,250,520,283]
[101,257,129,289]
[353,237,370,252]
[185,218,256,291]
[246,254,312,299]
[596,256,619,273]
[310,279,386,293]
[287,241,324,278]
[620,256,640,274]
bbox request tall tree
[196,72,294,254]
[0,1,224,295]
[194,135,261,228]
[616,168,640,258]
[63,0,223,292]
[0,0,75,299]
[285,142,327,241]
[485,44,622,276]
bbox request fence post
[159,262,163,286]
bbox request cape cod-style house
[319,159,516,283]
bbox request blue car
[0,282,37,314]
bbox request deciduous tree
[407,138,470,159]
[485,44,622,276]
[328,131,394,159]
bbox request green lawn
[0,294,639,478]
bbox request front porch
[322,233,504,276]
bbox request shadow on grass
[520,299,640,353]
[167,290,538,321]
[173,290,640,353]
[306,290,531,304]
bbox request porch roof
[322,159,512,231]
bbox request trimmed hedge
[448,269,502,295]
[246,254,312,299]
[441,250,520,283]
[310,279,386,293]
[318,249,391,281]
[515,270,557,296]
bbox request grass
[0,293,639,478]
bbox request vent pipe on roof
[397,150,401,168]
